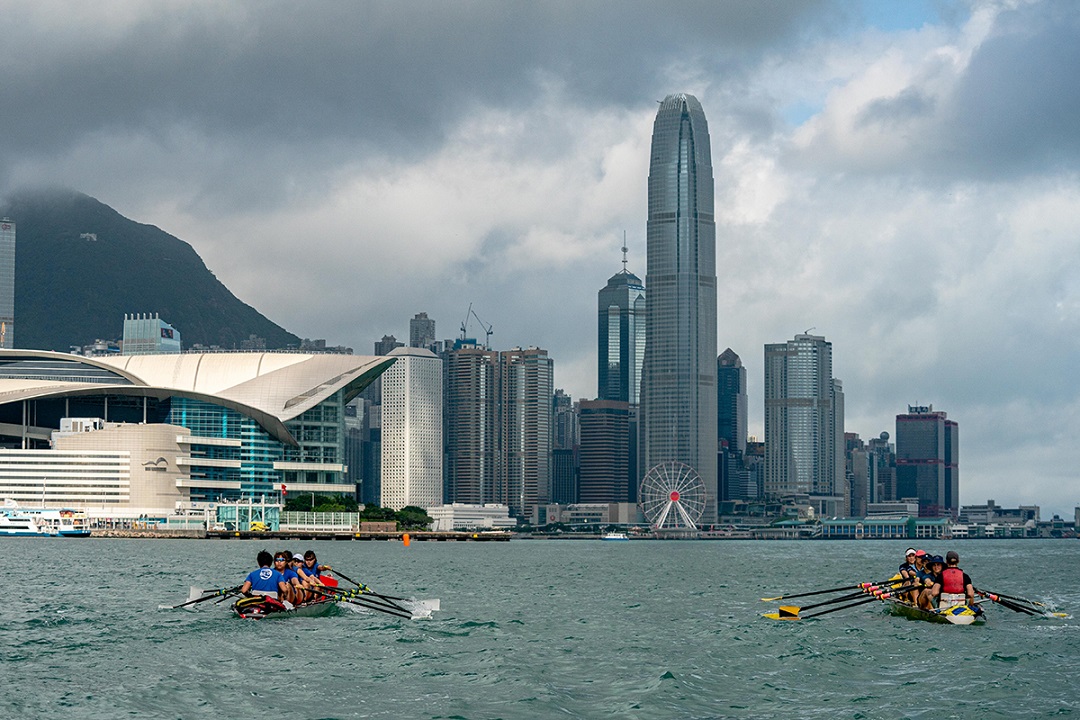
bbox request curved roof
[0,350,395,445]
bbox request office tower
[444,344,500,507]
[375,335,403,356]
[410,312,436,351]
[867,431,895,502]
[551,389,578,504]
[846,432,870,517]
[717,349,747,455]
[578,399,634,503]
[500,347,553,519]
[641,93,718,523]
[444,343,554,519]
[598,248,646,404]
[122,313,181,354]
[380,347,443,510]
[0,218,13,349]
[763,334,845,510]
[896,405,959,517]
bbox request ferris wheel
[639,461,706,531]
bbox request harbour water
[3,538,1078,719]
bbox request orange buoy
[403,532,411,547]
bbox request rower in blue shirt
[240,550,289,599]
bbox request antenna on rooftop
[622,231,629,273]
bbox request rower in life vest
[930,550,975,609]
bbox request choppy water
[2,537,1078,719]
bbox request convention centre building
[0,349,393,517]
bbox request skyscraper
[0,218,15,349]
[598,248,645,404]
[500,347,553,519]
[895,405,959,517]
[410,312,436,351]
[717,348,747,455]
[443,343,553,519]
[380,347,443,510]
[578,399,634,503]
[641,93,718,523]
[763,334,845,511]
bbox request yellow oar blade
[778,606,801,618]
[762,612,801,621]
[761,595,783,602]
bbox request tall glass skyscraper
[641,93,718,523]
[598,252,645,404]
[0,218,15,349]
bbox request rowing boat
[884,598,986,625]
[232,594,340,619]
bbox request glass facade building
[598,268,645,404]
[641,93,718,523]
[896,406,959,517]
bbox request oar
[978,589,1064,615]
[764,587,915,621]
[331,570,410,611]
[311,587,412,619]
[160,585,242,610]
[977,590,1051,617]
[761,575,901,602]
[777,581,910,618]
[323,586,411,615]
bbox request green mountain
[0,188,301,351]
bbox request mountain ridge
[0,188,301,352]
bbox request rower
[929,550,975,609]
[298,549,332,586]
[276,551,301,604]
[918,556,946,609]
[240,550,290,600]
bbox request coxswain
[929,550,975,609]
[240,550,290,600]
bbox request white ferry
[1,500,91,537]
[601,531,630,541]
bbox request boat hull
[232,595,339,619]
[886,599,986,625]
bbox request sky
[2,0,1079,517]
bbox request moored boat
[601,531,629,541]
[1,506,57,536]
[1,500,91,537]
[885,598,986,625]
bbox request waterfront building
[895,405,959,517]
[410,312,436,351]
[598,252,646,404]
[380,347,442,511]
[427,503,516,532]
[0,218,14,348]
[122,313,181,354]
[641,93,718,523]
[763,334,845,510]
[532,502,644,527]
[0,349,392,513]
[578,399,634,504]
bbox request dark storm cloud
[0,1,837,201]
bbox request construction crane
[459,303,494,349]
